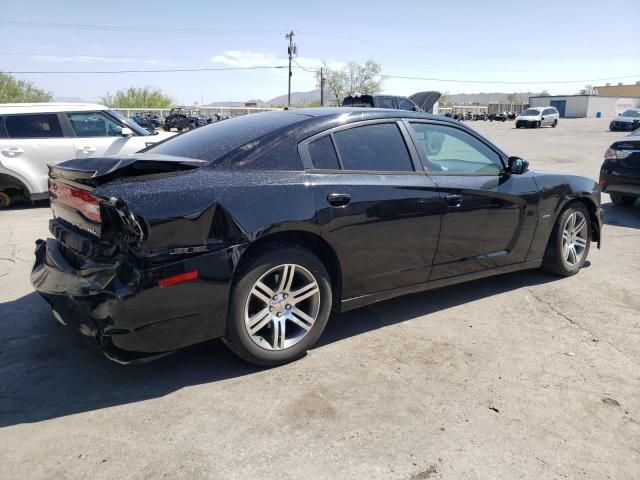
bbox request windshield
[621,110,640,118]
[108,110,151,136]
[521,109,542,116]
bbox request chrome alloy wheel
[562,211,588,267]
[244,264,321,351]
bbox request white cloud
[210,50,344,72]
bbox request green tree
[318,60,383,105]
[0,72,53,102]
[100,87,173,108]
[507,92,523,105]
[538,90,550,96]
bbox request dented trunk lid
[49,154,209,187]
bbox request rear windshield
[146,111,304,162]
[342,95,374,107]
[521,109,542,116]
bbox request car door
[64,111,144,158]
[0,113,76,196]
[405,120,539,280]
[298,120,443,299]
[541,108,553,125]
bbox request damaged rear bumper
[31,237,241,363]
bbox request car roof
[291,107,453,122]
[0,103,109,115]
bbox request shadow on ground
[0,269,556,428]
[602,201,640,229]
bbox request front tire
[0,191,11,208]
[536,121,541,128]
[552,119,558,128]
[610,193,637,206]
[224,244,332,366]
[542,202,591,276]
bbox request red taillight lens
[49,179,101,223]
[604,147,631,161]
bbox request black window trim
[402,119,509,176]
[298,118,423,174]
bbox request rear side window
[5,114,63,138]
[308,136,340,169]
[333,123,413,172]
[376,97,395,109]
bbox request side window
[333,123,414,172]
[308,135,340,170]
[409,123,503,174]
[542,108,551,115]
[5,114,63,138]
[376,97,395,109]
[397,99,416,111]
[66,111,123,137]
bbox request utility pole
[320,67,325,106]
[285,30,296,107]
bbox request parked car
[31,108,602,366]
[0,103,165,208]
[163,108,211,132]
[609,108,640,132]
[342,91,441,113]
[600,130,640,206]
[515,107,559,128]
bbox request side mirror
[121,127,133,137]
[541,116,545,120]
[508,156,529,175]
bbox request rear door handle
[78,146,96,153]
[445,194,463,208]
[327,193,351,207]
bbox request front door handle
[327,193,351,207]
[78,146,96,154]
[445,194,463,208]
[1,147,24,155]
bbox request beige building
[594,82,640,97]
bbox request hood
[408,91,441,113]
[616,115,640,123]
[48,154,209,187]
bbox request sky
[1,0,639,104]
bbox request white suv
[515,107,559,128]
[0,103,169,208]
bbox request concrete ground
[1,117,639,480]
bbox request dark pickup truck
[342,91,441,114]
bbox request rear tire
[224,244,332,366]
[542,202,591,277]
[188,122,196,130]
[610,193,637,206]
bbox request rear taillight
[49,179,101,223]
[604,147,631,161]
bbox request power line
[8,63,638,86]
[296,30,640,58]
[0,20,281,34]
[5,66,288,74]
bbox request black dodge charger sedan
[31,108,603,366]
